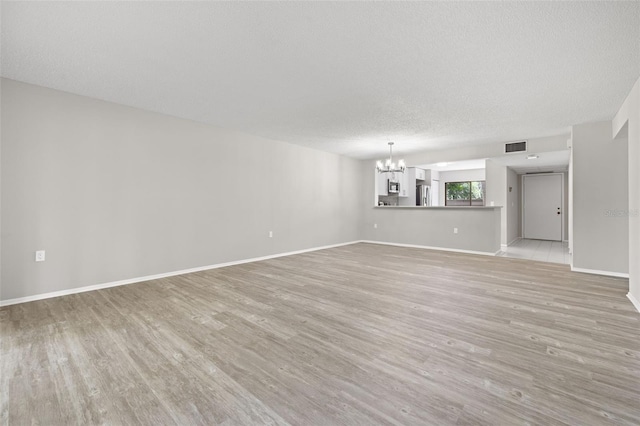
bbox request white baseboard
[506,237,521,247]
[570,266,629,279]
[627,292,640,313]
[0,241,362,307]
[501,238,521,250]
[361,240,499,257]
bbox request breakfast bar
[363,206,503,255]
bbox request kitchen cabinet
[377,172,408,197]
[398,171,409,197]
[377,172,389,196]
[407,167,428,184]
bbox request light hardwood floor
[1,243,639,425]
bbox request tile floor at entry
[497,238,571,264]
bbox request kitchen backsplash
[378,195,400,206]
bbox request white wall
[568,144,574,253]
[0,79,2,299]
[0,79,363,302]
[485,160,507,245]
[506,167,520,244]
[437,168,486,206]
[484,162,521,247]
[572,120,628,275]
[517,174,523,242]
[613,75,640,308]
[562,171,569,241]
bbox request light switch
[35,250,45,262]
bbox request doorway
[523,173,563,241]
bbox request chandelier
[376,142,406,173]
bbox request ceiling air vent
[504,141,527,154]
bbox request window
[445,181,485,206]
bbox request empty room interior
[2,2,640,425]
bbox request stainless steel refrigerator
[416,184,431,206]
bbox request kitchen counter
[374,206,502,209]
[366,205,502,254]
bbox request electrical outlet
[35,250,46,262]
[269,231,273,238]
[374,223,378,229]
[453,228,458,234]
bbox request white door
[523,174,563,241]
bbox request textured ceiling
[418,150,570,174]
[2,2,639,159]
[419,159,488,173]
[490,150,571,174]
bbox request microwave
[388,180,400,193]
